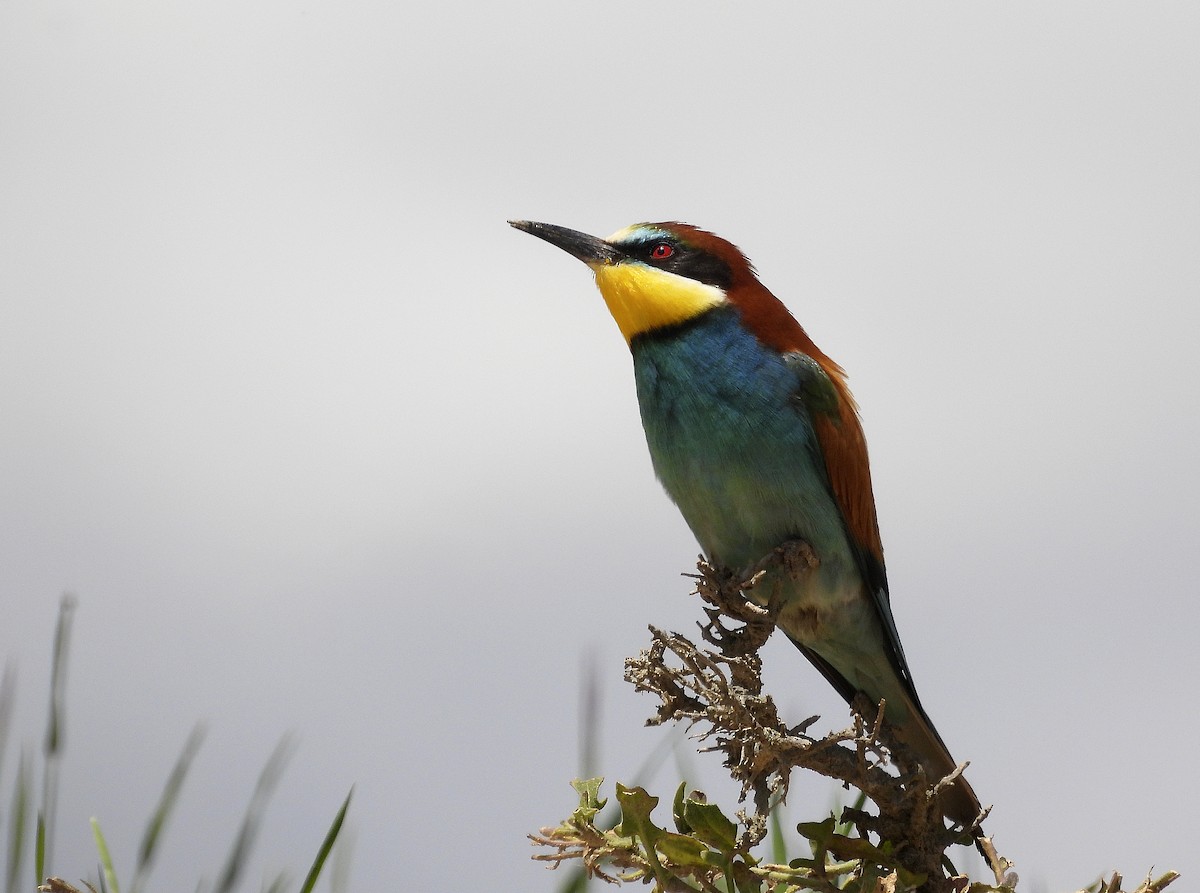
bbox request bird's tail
[790,637,983,829]
[883,684,983,829]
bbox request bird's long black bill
[508,220,624,266]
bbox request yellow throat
[591,262,727,343]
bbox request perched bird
[509,219,983,830]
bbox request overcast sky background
[2,3,1198,891]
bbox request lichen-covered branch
[627,548,985,886]
[530,547,1178,893]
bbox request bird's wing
[783,351,921,703]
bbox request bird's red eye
[650,243,674,260]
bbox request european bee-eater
[510,219,983,830]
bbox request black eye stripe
[619,238,733,290]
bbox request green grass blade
[553,868,590,893]
[768,795,787,865]
[36,813,46,887]
[43,596,75,757]
[0,664,15,790]
[328,818,353,893]
[577,650,600,780]
[130,724,206,893]
[6,750,30,893]
[564,652,602,893]
[0,666,15,883]
[42,595,77,875]
[211,735,294,893]
[834,788,867,836]
[90,817,120,893]
[668,732,697,798]
[297,788,352,893]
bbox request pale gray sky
[2,3,1198,891]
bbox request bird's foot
[759,539,820,582]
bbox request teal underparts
[630,307,859,588]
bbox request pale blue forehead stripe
[605,223,672,245]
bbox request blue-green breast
[631,306,860,590]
